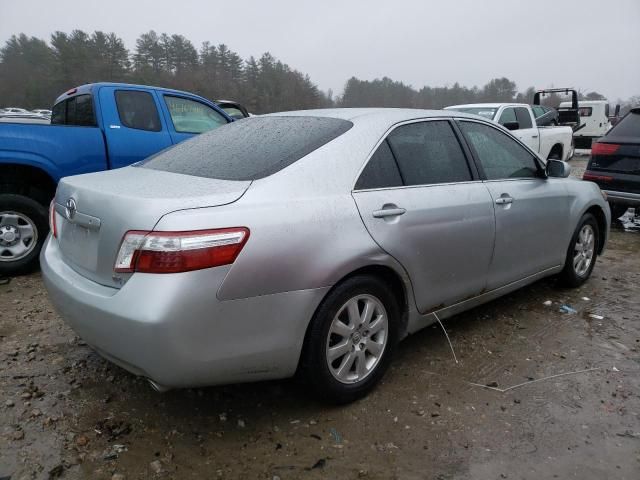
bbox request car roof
[445,103,529,109]
[262,107,484,123]
[54,82,214,106]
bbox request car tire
[559,213,599,288]
[0,193,49,276]
[609,204,628,220]
[299,275,400,404]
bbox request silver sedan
[41,109,610,403]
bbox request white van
[558,100,611,149]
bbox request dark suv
[584,107,640,219]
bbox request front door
[352,119,496,313]
[457,120,570,290]
[98,87,173,169]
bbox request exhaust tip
[147,378,171,393]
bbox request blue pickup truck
[0,82,234,275]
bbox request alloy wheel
[573,224,595,277]
[325,294,388,384]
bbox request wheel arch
[547,143,563,160]
[585,205,607,254]
[0,163,57,204]
[297,263,411,372]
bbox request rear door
[458,120,570,290]
[158,94,230,144]
[352,119,495,313]
[98,86,173,169]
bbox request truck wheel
[0,194,49,276]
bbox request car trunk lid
[53,167,251,288]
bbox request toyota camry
[41,109,610,403]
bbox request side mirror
[546,159,571,178]
[503,121,519,131]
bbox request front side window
[532,106,545,118]
[498,108,517,126]
[578,107,593,117]
[459,121,540,180]
[115,90,161,132]
[355,140,403,190]
[164,96,228,134]
[386,120,472,186]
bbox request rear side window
[515,107,533,128]
[139,116,353,180]
[164,96,227,134]
[355,140,403,190]
[386,121,472,185]
[115,90,161,132]
[579,107,593,117]
[50,94,96,127]
[609,111,640,137]
[459,121,539,180]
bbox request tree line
[0,30,636,114]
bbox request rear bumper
[603,190,640,206]
[40,236,329,388]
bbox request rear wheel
[299,275,400,404]
[0,193,48,276]
[559,213,599,287]
[609,204,628,220]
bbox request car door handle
[495,196,513,205]
[373,207,406,218]
[532,134,539,138]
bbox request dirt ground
[1,155,639,480]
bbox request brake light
[591,143,620,156]
[49,200,57,238]
[583,172,613,182]
[114,228,249,274]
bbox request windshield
[448,107,497,120]
[138,116,353,181]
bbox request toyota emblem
[65,198,77,220]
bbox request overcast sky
[1,0,638,100]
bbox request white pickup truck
[445,103,574,161]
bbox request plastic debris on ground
[588,313,604,320]
[559,305,577,314]
[543,300,553,306]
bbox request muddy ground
[1,155,639,480]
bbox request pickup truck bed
[444,103,574,161]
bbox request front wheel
[299,275,400,404]
[559,213,599,288]
[0,194,49,276]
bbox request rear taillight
[583,172,613,182]
[591,143,620,155]
[114,228,249,274]
[49,200,57,238]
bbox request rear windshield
[609,111,640,137]
[138,116,353,180]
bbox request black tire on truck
[0,192,49,276]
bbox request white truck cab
[558,100,611,149]
[445,103,574,161]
